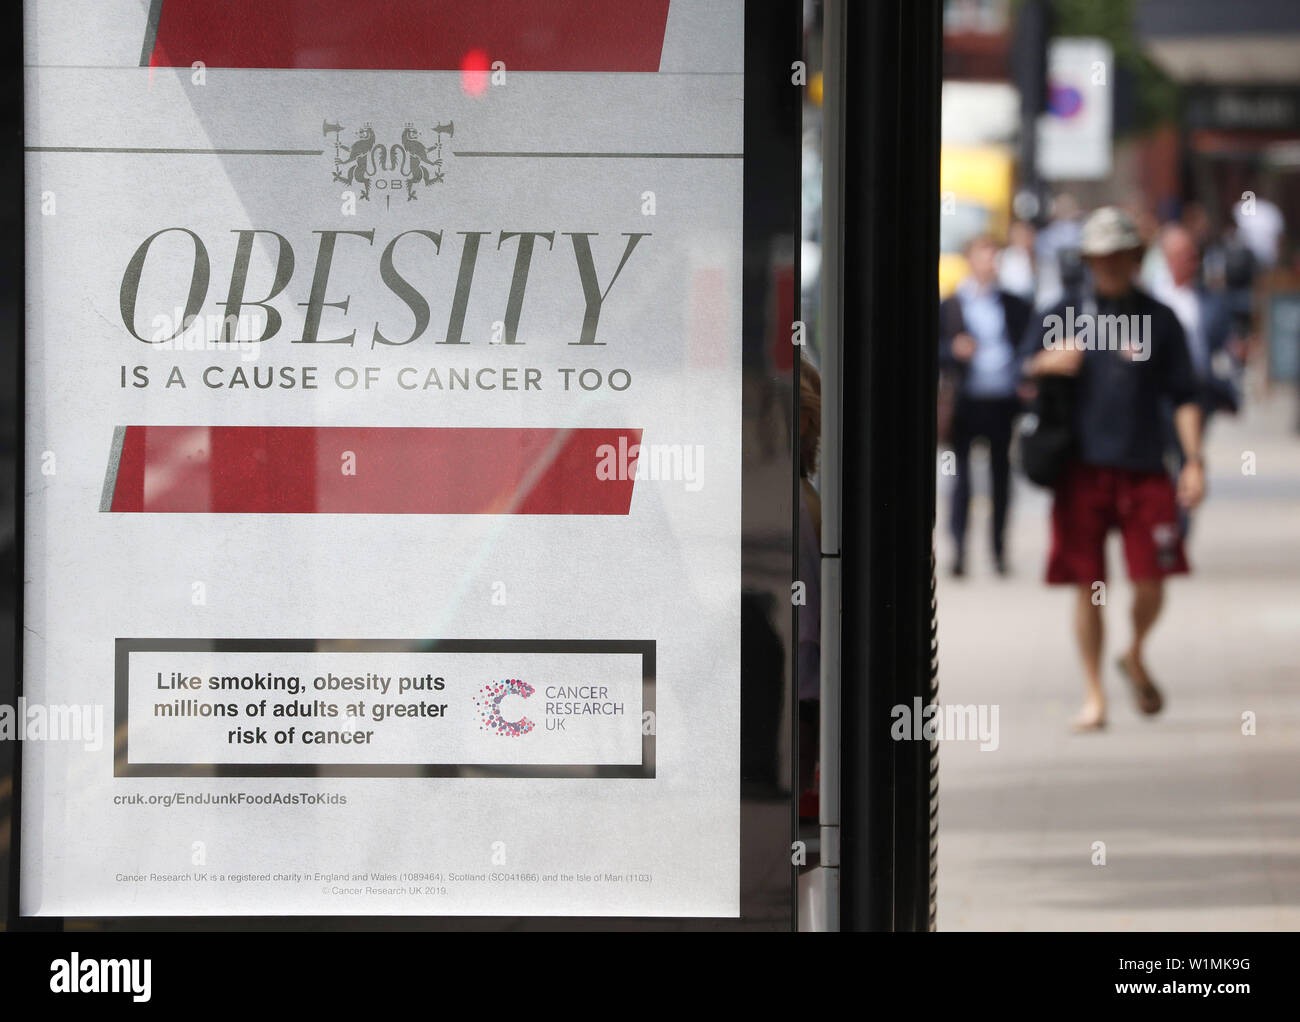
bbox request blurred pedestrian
[1203,221,1259,342]
[1233,188,1286,273]
[1020,207,1205,731]
[1154,223,1239,425]
[1035,192,1082,309]
[998,219,1037,303]
[1135,201,1171,293]
[940,235,1032,576]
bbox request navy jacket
[938,288,1033,395]
[1018,288,1199,474]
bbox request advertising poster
[22,0,744,916]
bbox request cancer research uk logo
[476,679,628,736]
[323,117,454,204]
[477,679,536,737]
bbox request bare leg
[1129,579,1164,655]
[1121,579,1165,713]
[1073,583,1106,728]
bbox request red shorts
[1047,461,1189,585]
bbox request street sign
[1037,37,1114,182]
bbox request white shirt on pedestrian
[1153,280,1209,378]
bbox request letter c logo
[477,679,535,737]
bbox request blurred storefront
[1139,0,1300,258]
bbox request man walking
[1154,222,1240,541]
[940,234,1032,576]
[1021,208,1205,731]
[1154,222,1239,425]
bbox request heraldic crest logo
[323,118,454,205]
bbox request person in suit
[939,234,1032,576]
[1153,222,1241,541]
[1153,223,1239,424]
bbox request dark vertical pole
[838,0,941,931]
[740,0,803,930]
[2,0,26,929]
[1011,0,1052,222]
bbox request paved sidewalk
[934,391,1300,931]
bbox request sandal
[1117,654,1164,715]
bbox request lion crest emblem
[323,119,454,203]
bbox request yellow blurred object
[810,71,823,107]
[938,253,970,299]
[938,144,1014,296]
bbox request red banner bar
[148,0,672,72]
[105,426,641,514]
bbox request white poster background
[22,0,743,916]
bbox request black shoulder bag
[1017,374,1076,487]
[1015,295,1089,487]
